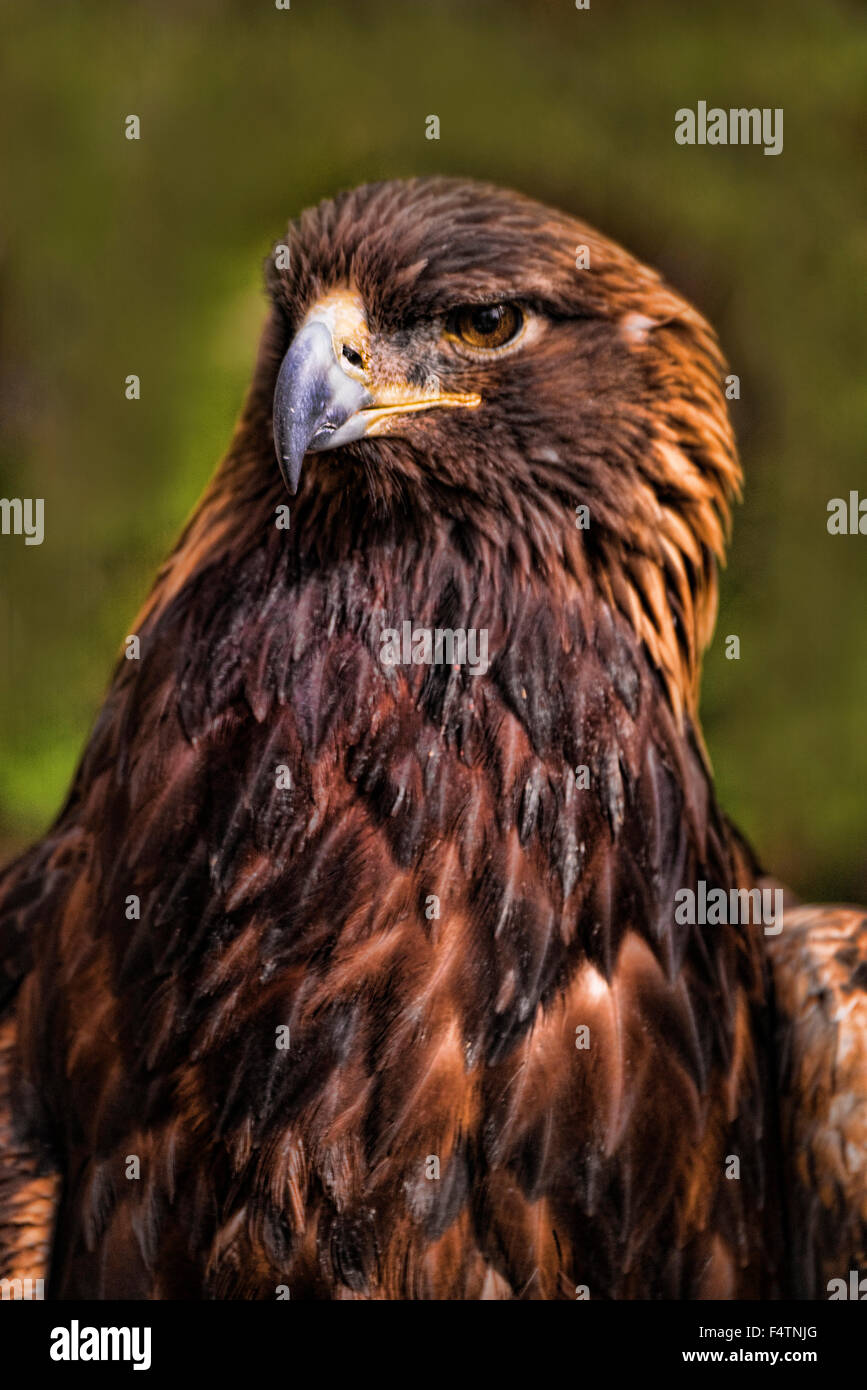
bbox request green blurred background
[0,0,865,901]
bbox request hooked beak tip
[276,448,303,496]
[272,320,370,495]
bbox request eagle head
[248,179,740,713]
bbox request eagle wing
[0,841,64,1291]
[765,895,867,1296]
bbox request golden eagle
[1,179,864,1299]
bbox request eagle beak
[273,320,372,494]
[272,291,481,494]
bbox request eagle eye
[447,302,523,350]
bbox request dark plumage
[1,178,864,1299]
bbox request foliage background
[0,0,865,902]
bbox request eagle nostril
[341,344,364,370]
